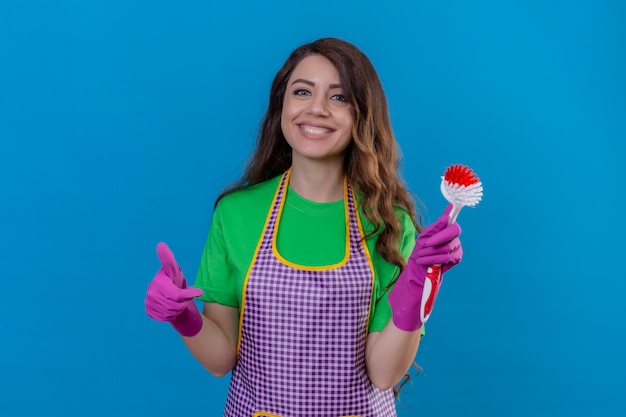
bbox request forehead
[289,55,341,83]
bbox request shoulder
[215,174,283,217]
[354,194,416,237]
[393,204,417,235]
[208,173,285,261]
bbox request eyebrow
[291,78,343,90]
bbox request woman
[145,37,462,417]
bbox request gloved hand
[388,204,463,332]
[145,242,204,337]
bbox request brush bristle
[444,164,480,187]
[441,164,483,209]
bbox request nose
[306,94,330,116]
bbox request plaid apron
[223,171,396,417]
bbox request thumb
[156,242,185,288]
[418,207,451,242]
[156,242,175,271]
[437,204,454,227]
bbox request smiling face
[280,54,354,167]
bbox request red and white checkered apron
[223,171,396,417]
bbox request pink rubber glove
[388,204,463,332]
[145,242,204,337]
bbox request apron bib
[223,171,396,417]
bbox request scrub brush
[421,164,483,322]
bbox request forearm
[365,321,421,391]
[182,313,238,377]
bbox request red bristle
[444,164,480,186]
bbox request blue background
[1,1,624,416]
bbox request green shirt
[194,173,417,333]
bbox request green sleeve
[194,202,238,307]
[367,207,425,336]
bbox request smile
[299,124,335,135]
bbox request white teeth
[301,125,332,134]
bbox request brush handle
[389,205,462,331]
[448,204,462,225]
[422,203,465,323]
[421,264,443,323]
[422,204,456,324]
[422,207,459,323]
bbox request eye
[331,94,348,103]
[293,89,311,96]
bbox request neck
[289,158,345,202]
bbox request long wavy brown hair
[217,36,424,397]
[217,37,422,271]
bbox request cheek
[280,99,300,137]
[340,110,355,132]
[280,107,293,142]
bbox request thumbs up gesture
[145,242,204,337]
